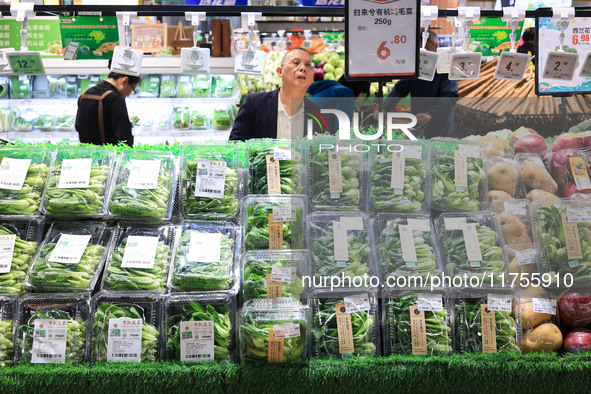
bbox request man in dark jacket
[75,70,140,146]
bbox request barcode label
[0,158,31,190]
[107,318,143,362]
[127,159,161,190]
[180,320,215,363]
[194,159,226,199]
[185,354,212,359]
[48,234,91,265]
[187,232,222,263]
[37,353,62,358]
[121,236,159,269]
[32,319,67,364]
[58,158,92,189]
[0,234,15,274]
[112,353,138,358]
[199,188,218,194]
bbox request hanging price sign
[345,0,419,80]
[418,49,439,81]
[542,51,578,81]
[436,47,455,74]
[6,52,45,75]
[449,52,482,80]
[579,52,591,78]
[494,51,530,81]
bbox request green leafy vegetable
[244,202,304,251]
[212,109,232,130]
[139,75,160,97]
[190,111,208,129]
[249,144,303,195]
[213,75,235,97]
[12,109,36,131]
[243,258,304,301]
[159,76,176,97]
[0,225,39,295]
[192,75,211,98]
[0,319,13,366]
[177,76,192,98]
[173,107,190,129]
[10,76,31,99]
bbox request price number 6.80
[377,36,408,60]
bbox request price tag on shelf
[436,47,454,74]
[449,52,482,80]
[234,50,266,76]
[580,52,591,78]
[6,52,45,75]
[494,51,530,81]
[487,294,513,312]
[346,0,417,78]
[542,51,578,81]
[418,49,439,82]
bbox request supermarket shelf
[3,94,240,107]
[6,131,79,142]
[256,20,344,33]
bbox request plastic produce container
[241,250,309,303]
[485,157,521,199]
[25,221,113,293]
[90,291,162,363]
[192,75,211,98]
[33,114,55,131]
[238,298,309,363]
[55,112,75,132]
[12,108,37,132]
[41,146,115,219]
[518,291,562,354]
[0,295,16,366]
[212,75,236,97]
[490,199,534,248]
[176,75,193,98]
[138,75,161,97]
[0,146,50,215]
[429,137,487,212]
[164,293,236,363]
[211,107,233,130]
[309,288,379,359]
[170,220,237,293]
[10,75,32,99]
[16,293,90,364]
[103,222,175,293]
[180,142,244,221]
[382,289,452,356]
[172,106,190,130]
[107,149,178,222]
[0,215,44,295]
[159,75,176,97]
[368,140,430,213]
[241,194,306,251]
[190,109,209,130]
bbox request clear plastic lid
[429,137,487,212]
[41,145,115,219]
[163,292,236,363]
[309,288,379,359]
[490,199,534,248]
[372,214,442,287]
[0,215,44,295]
[518,289,562,354]
[169,221,237,293]
[0,145,51,215]
[16,293,90,364]
[90,291,162,363]
[381,288,452,356]
[309,138,366,211]
[180,142,244,221]
[103,222,175,294]
[107,149,178,222]
[25,221,113,293]
[368,140,430,214]
[485,157,521,199]
[241,194,307,251]
[241,250,310,303]
[0,294,17,366]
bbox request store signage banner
[0,17,62,58]
[467,18,524,57]
[345,0,419,80]
[537,16,591,95]
[60,16,119,60]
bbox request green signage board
[467,18,524,57]
[0,17,62,58]
[59,16,119,60]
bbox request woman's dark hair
[522,27,535,42]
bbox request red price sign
[572,34,591,45]
[376,36,408,60]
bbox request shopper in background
[383,29,458,138]
[517,27,536,58]
[229,48,323,140]
[75,61,140,147]
[307,76,370,120]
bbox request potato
[488,190,514,204]
[526,189,560,202]
[520,161,558,193]
[478,135,512,157]
[509,257,537,276]
[522,323,562,353]
[488,161,519,196]
[498,213,532,245]
[521,301,551,330]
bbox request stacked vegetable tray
[4,127,591,391]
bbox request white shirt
[277,92,305,139]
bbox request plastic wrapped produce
[190,110,209,129]
[212,107,232,130]
[173,106,190,130]
[213,75,236,97]
[10,75,31,99]
[159,75,176,97]
[0,295,16,366]
[176,75,192,98]
[139,75,160,97]
[192,75,211,98]
[12,108,37,132]
[55,113,75,132]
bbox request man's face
[117,77,137,98]
[277,50,314,91]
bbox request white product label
[187,232,222,263]
[121,235,159,269]
[107,318,142,362]
[194,159,227,199]
[542,51,578,81]
[0,158,31,190]
[567,206,591,223]
[417,294,443,312]
[449,52,482,80]
[234,50,266,76]
[463,224,483,263]
[399,145,423,159]
[399,225,417,264]
[58,158,92,189]
[270,265,294,283]
[273,147,292,161]
[407,219,431,232]
[333,221,349,263]
[391,153,405,190]
[487,294,513,312]
[458,144,481,158]
[436,47,453,74]
[532,298,557,315]
[515,249,538,266]
[444,217,467,230]
[340,216,364,231]
[0,234,15,274]
[344,294,371,313]
[418,48,439,82]
[31,319,67,364]
[180,320,214,362]
[579,52,591,78]
[126,159,161,189]
[272,206,296,222]
[48,234,91,265]
[273,323,301,339]
[504,201,527,216]
[494,51,530,81]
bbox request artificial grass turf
[2,354,591,394]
